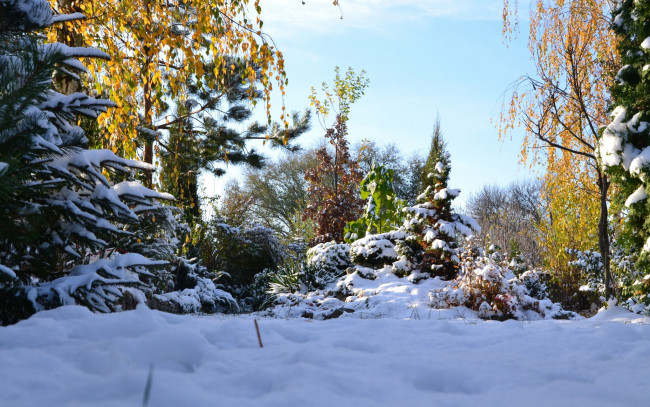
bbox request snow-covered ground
[1,305,648,407]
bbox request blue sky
[210,0,538,205]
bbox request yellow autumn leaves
[48,0,288,160]
[499,0,618,277]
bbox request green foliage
[118,205,185,263]
[355,140,424,205]
[344,163,405,242]
[602,1,650,273]
[158,108,202,225]
[309,66,370,123]
[158,59,310,226]
[230,269,276,312]
[268,258,336,294]
[421,117,449,190]
[192,216,284,286]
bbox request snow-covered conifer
[399,134,479,280]
[600,1,650,278]
[0,0,174,323]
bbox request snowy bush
[0,254,165,324]
[610,247,650,315]
[508,255,530,276]
[398,152,480,280]
[349,230,407,268]
[566,246,650,315]
[151,259,238,314]
[429,260,572,320]
[568,249,604,295]
[231,269,275,313]
[259,250,573,321]
[306,241,352,276]
[520,270,550,301]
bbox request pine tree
[600,1,650,279]
[158,60,310,227]
[400,128,479,280]
[0,0,174,323]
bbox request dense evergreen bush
[194,219,285,285]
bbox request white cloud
[258,0,502,38]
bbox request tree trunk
[141,72,154,187]
[140,1,154,187]
[54,1,83,95]
[598,172,612,299]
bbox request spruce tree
[400,126,479,280]
[0,0,174,322]
[420,117,450,191]
[600,1,650,276]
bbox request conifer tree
[400,128,479,280]
[0,0,173,322]
[600,1,650,280]
[158,60,310,226]
[420,117,449,190]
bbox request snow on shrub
[394,151,480,280]
[567,246,650,315]
[429,260,572,320]
[151,259,238,314]
[306,241,352,276]
[260,255,573,321]
[152,277,237,314]
[567,249,604,294]
[268,259,339,295]
[349,230,407,267]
